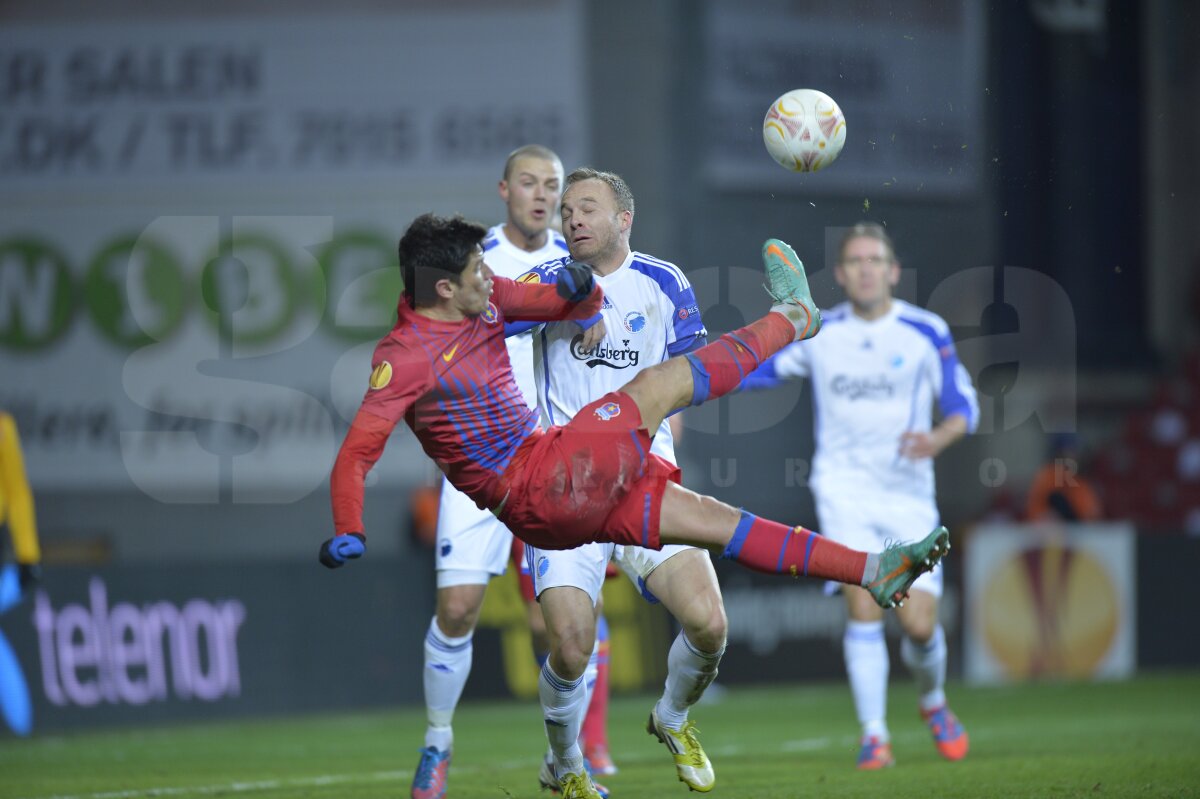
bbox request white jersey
[772,299,978,501]
[481,223,570,406]
[524,250,707,461]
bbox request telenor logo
[33,577,246,707]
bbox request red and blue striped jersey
[331,277,604,536]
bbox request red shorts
[498,392,681,551]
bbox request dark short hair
[398,213,488,308]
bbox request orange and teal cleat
[856,736,895,770]
[866,527,951,609]
[922,705,969,761]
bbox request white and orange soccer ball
[762,88,847,173]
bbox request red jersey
[331,277,604,536]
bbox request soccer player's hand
[319,533,366,569]
[17,563,40,591]
[580,318,607,351]
[556,262,595,302]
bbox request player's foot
[761,238,822,341]
[865,526,951,609]
[922,704,969,761]
[584,744,618,776]
[411,746,450,799]
[856,736,895,770]
[539,757,610,799]
[647,708,715,792]
[558,770,605,799]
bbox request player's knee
[682,598,727,653]
[902,615,936,645]
[436,597,482,637]
[549,640,591,681]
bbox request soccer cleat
[866,526,951,609]
[558,770,605,799]
[922,705,969,761]
[411,746,450,799]
[584,744,618,776]
[539,758,610,799]
[761,238,822,341]
[856,736,895,770]
[647,708,715,792]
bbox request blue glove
[319,533,366,569]
[556,262,595,303]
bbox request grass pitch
[2,672,1197,799]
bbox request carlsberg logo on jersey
[570,334,641,369]
[830,374,896,401]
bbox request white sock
[539,661,587,778]
[769,304,815,341]
[579,639,600,744]
[656,632,725,729]
[844,619,890,741]
[901,624,947,713]
[423,616,473,751]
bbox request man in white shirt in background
[742,222,978,770]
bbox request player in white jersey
[742,222,978,769]
[411,145,573,799]
[515,168,727,795]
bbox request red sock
[684,313,795,404]
[723,510,868,585]
[581,616,610,752]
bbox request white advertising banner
[0,5,587,496]
[704,0,985,195]
[964,523,1137,684]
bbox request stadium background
[1,0,1198,738]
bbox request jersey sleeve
[930,333,980,433]
[491,274,604,324]
[330,346,433,536]
[662,278,708,357]
[772,340,812,379]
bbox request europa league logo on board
[979,545,1119,679]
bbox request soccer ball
[762,89,847,173]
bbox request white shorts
[815,489,943,599]
[525,541,697,605]
[435,477,514,587]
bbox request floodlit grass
[2,672,1198,798]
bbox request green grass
[2,673,1198,798]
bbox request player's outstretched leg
[681,239,821,410]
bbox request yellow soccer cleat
[557,770,604,799]
[647,708,715,792]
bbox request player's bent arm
[491,274,605,324]
[929,412,969,454]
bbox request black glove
[18,563,40,591]
[556,262,595,303]
[319,533,366,569]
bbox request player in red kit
[324,212,951,799]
